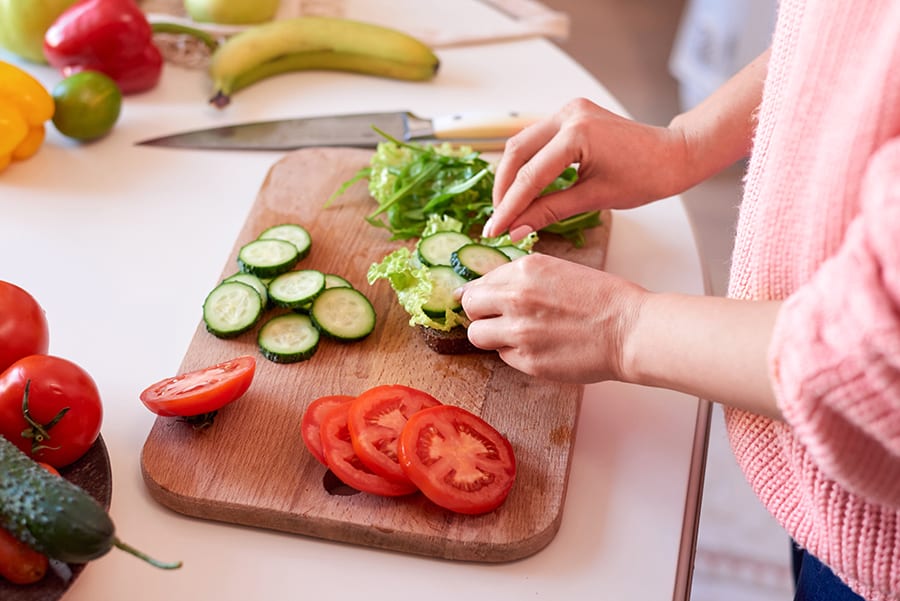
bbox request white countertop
[0,2,708,599]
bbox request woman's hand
[484,98,689,239]
[458,253,782,419]
[485,47,770,242]
[458,253,648,383]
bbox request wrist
[657,122,700,196]
[618,292,782,418]
[613,286,653,385]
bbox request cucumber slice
[237,238,300,278]
[297,273,354,313]
[497,246,529,261]
[258,313,320,363]
[223,271,269,305]
[310,287,376,341]
[324,273,353,289]
[203,281,263,338]
[450,243,511,280]
[422,266,468,317]
[417,231,473,267]
[267,269,326,309]
[258,223,312,260]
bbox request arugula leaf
[330,129,599,245]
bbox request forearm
[621,292,782,419]
[668,48,771,185]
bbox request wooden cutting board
[140,147,611,562]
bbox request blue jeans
[792,541,865,601]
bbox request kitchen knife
[135,110,539,152]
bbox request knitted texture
[724,0,900,599]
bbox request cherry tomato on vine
[319,402,418,497]
[0,281,49,373]
[0,355,102,468]
[398,405,516,515]
[301,394,354,466]
[347,384,442,484]
[139,356,256,426]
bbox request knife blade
[135,110,539,152]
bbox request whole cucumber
[0,435,180,568]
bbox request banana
[208,17,440,108]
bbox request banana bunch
[208,17,440,108]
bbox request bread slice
[416,325,490,355]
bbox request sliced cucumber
[422,266,468,317]
[258,313,320,363]
[258,223,312,261]
[297,273,355,313]
[324,273,353,289]
[223,271,269,305]
[417,231,473,267]
[237,238,299,278]
[497,245,529,261]
[203,281,263,338]
[450,243,511,280]
[267,269,326,309]
[310,287,376,341]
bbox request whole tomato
[0,281,50,373]
[0,354,102,467]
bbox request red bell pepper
[43,0,163,94]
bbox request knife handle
[431,111,540,149]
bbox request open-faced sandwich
[368,215,537,354]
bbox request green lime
[51,71,122,141]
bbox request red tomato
[0,355,102,468]
[398,405,516,515]
[38,462,61,476]
[347,384,441,484]
[0,526,48,585]
[0,281,50,374]
[319,402,418,497]
[301,394,354,466]
[139,356,256,419]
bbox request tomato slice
[398,405,516,515]
[319,401,418,497]
[300,394,354,466]
[347,384,442,484]
[139,356,256,418]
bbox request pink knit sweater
[725,0,900,599]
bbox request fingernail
[510,225,533,241]
[483,217,495,237]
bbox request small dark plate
[1,436,112,601]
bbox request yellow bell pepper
[0,60,53,171]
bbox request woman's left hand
[458,253,647,383]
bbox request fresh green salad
[329,128,600,246]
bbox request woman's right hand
[484,97,690,239]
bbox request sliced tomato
[398,405,516,515]
[139,356,256,418]
[319,401,418,497]
[347,384,442,484]
[301,394,354,465]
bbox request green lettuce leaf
[367,247,467,332]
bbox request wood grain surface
[140,147,611,562]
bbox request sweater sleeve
[769,136,900,508]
